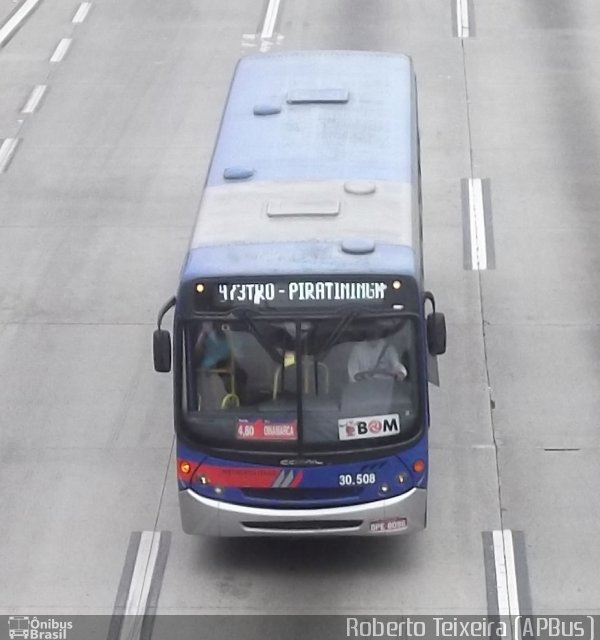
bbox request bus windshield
[181,314,423,453]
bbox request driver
[347,331,408,383]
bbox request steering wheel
[354,368,399,382]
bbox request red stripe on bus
[197,464,281,488]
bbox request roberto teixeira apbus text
[345,616,595,639]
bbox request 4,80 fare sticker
[237,419,297,441]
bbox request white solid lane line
[117,531,162,640]
[0,0,42,47]
[456,0,470,38]
[503,530,522,640]
[468,178,488,270]
[22,84,47,114]
[0,138,20,173]
[72,2,92,24]
[492,529,511,615]
[50,37,71,62]
[242,0,283,51]
[261,0,281,39]
[124,531,161,616]
[493,530,521,640]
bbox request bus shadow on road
[195,534,422,576]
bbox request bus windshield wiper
[232,309,284,364]
[313,311,357,360]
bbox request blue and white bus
[154,50,446,536]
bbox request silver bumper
[179,487,427,537]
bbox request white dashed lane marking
[72,2,92,24]
[50,37,72,62]
[462,178,495,270]
[21,84,47,114]
[0,138,20,173]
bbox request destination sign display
[214,280,389,307]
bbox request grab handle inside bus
[424,291,446,356]
[153,296,176,373]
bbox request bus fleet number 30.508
[338,473,376,486]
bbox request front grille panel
[241,487,362,501]
[241,520,362,531]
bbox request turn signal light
[177,459,196,482]
[413,459,426,474]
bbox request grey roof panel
[190,180,414,248]
[181,242,416,282]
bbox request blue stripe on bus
[181,242,416,282]
[176,442,428,507]
[206,51,414,186]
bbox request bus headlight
[379,483,390,494]
[397,473,408,485]
[214,486,224,495]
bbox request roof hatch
[286,88,349,104]
[223,166,255,180]
[341,238,376,255]
[253,103,282,116]
[267,200,340,218]
[344,181,377,195]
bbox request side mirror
[153,296,176,373]
[427,312,446,356]
[153,329,172,372]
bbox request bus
[153,50,446,536]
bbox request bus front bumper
[179,487,426,537]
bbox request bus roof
[182,50,421,284]
[207,50,415,186]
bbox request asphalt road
[0,0,598,624]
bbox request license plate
[369,517,408,533]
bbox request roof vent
[253,104,282,116]
[287,88,349,104]
[344,181,376,195]
[267,200,340,218]
[223,166,255,181]
[341,238,376,255]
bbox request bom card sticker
[338,414,400,441]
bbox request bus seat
[197,371,232,411]
[272,357,329,399]
[228,331,273,391]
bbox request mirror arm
[424,291,436,315]
[157,296,176,330]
